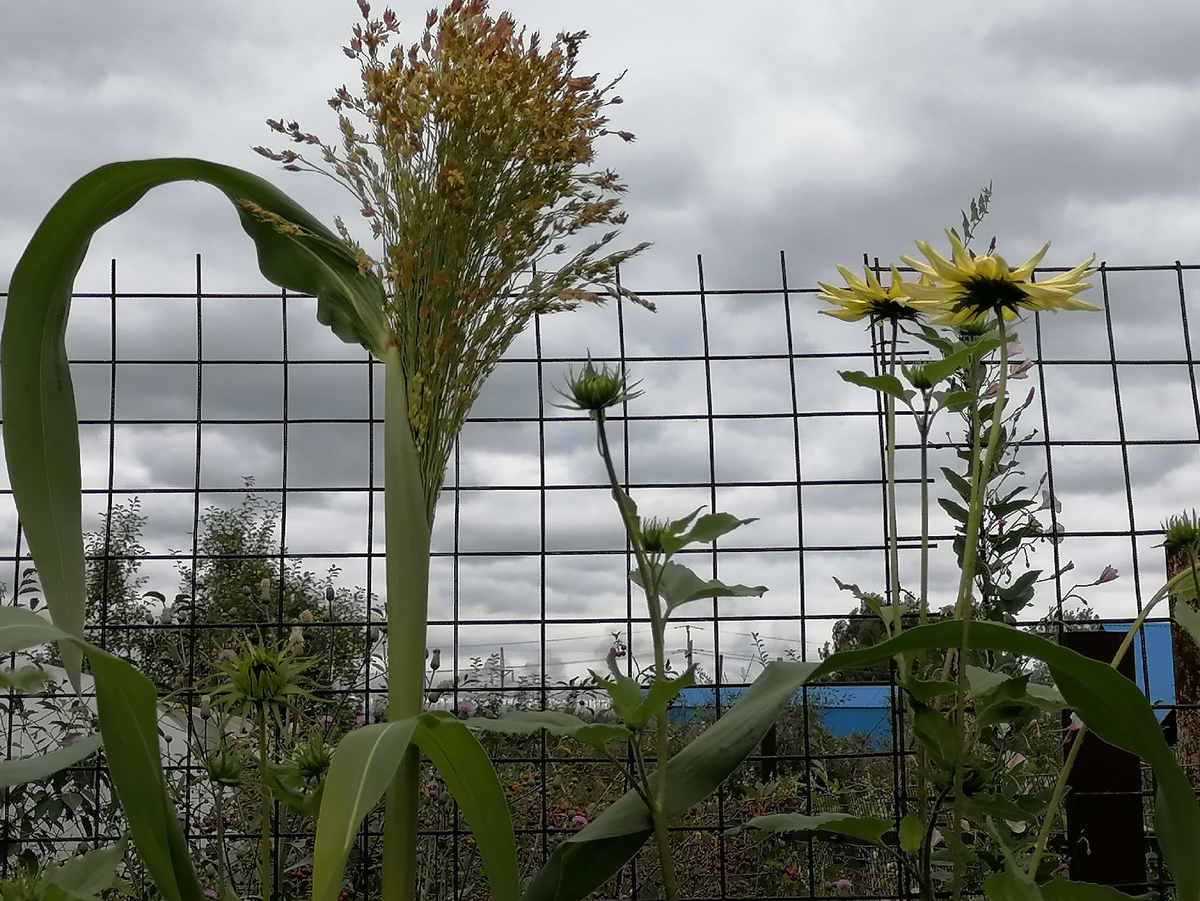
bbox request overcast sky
[3,0,1200,697]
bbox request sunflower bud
[429,648,441,672]
[199,694,214,720]
[204,747,246,788]
[291,737,334,782]
[638,516,671,554]
[556,359,641,416]
[902,363,936,391]
[1162,510,1200,555]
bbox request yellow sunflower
[816,264,946,323]
[901,230,1098,324]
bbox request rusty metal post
[1060,630,1146,893]
[1168,547,1200,786]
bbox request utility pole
[499,647,506,691]
[685,625,694,669]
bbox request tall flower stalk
[254,4,650,897]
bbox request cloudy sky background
[3,0,1200,696]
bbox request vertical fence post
[1060,630,1147,893]
[1167,547,1200,786]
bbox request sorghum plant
[1,2,646,901]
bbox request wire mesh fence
[2,254,1199,899]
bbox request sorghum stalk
[594,411,681,901]
[949,317,1010,901]
[382,344,433,901]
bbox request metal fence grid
[3,253,1199,900]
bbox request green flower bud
[1162,510,1200,555]
[204,747,246,788]
[638,516,672,554]
[291,737,334,782]
[555,359,642,415]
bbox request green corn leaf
[0,733,102,788]
[1174,594,1200,649]
[465,710,633,752]
[413,713,520,901]
[984,868,1043,901]
[0,608,201,901]
[311,720,419,901]
[87,648,204,901]
[1040,879,1155,901]
[733,812,892,845]
[2,158,389,688]
[522,660,819,901]
[817,620,1200,901]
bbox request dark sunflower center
[954,275,1028,317]
[868,298,919,323]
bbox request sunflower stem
[258,713,272,901]
[885,320,903,634]
[949,317,1010,901]
[382,345,433,901]
[594,410,680,901]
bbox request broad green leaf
[962,793,1041,825]
[899,675,958,703]
[87,647,204,901]
[899,811,924,854]
[591,648,645,725]
[935,389,979,411]
[817,620,1200,901]
[2,158,389,687]
[660,512,757,554]
[312,720,419,901]
[0,733,102,788]
[637,668,696,728]
[523,660,819,901]
[984,868,1043,901]
[839,370,915,404]
[908,347,974,390]
[466,710,632,752]
[414,714,519,901]
[910,699,958,770]
[263,761,324,816]
[735,812,891,845]
[642,561,767,614]
[48,839,128,901]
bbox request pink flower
[1098,565,1119,584]
[1003,751,1027,770]
[984,381,999,397]
[571,814,589,826]
[833,879,854,890]
[204,891,219,900]
[1008,359,1035,379]
[457,700,476,714]
[425,779,440,791]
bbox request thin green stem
[258,713,272,901]
[382,345,433,901]
[885,320,903,635]
[594,410,680,901]
[214,788,229,900]
[950,317,1010,901]
[915,405,933,828]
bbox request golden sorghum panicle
[255,0,652,514]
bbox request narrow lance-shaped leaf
[465,710,632,752]
[312,720,419,901]
[413,714,520,901]
[731,812,892,845]
[0,609,203,901]
[839,370,915,404]
[2,158,390,686]
[0,733,102,788]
